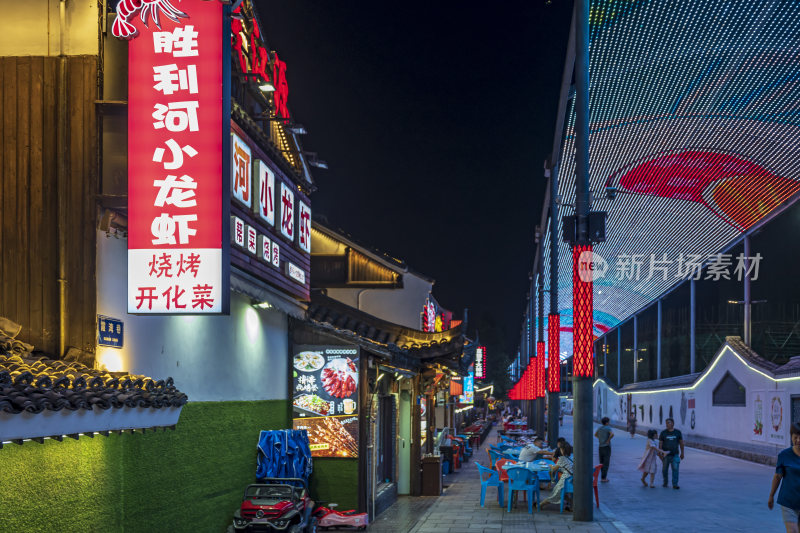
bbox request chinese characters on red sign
[127,1,224,314]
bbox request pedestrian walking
[627,412,637,437]
[540,441,574,510]
[768,423,800,533]
[559,409,564,426]
[659,417,684,489]
[595,417,614,482]
[637,429,664,488]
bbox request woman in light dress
[637,429,665,487]
[540,441,574,509]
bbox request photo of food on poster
[292,345,360,458]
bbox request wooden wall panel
[0,56,97,356]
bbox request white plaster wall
[0,0,99,56]
[326,274,432,330]
[97,231,288,402]
[593,345,792,453]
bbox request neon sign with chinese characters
[475,346,486,380]
[124,0,227,314]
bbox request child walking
[637,429,664,487]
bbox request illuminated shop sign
[459,368,474,404]
[475,346,486,380]
[231,3,290,120]
[123,0,226,314]
[287,262,306,285]
[292,346,360,458]
[421,297,452,333]
[228,132,310,266]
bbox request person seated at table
[540,441,574,510]
[518,437,554,462]
[551,437,567,460]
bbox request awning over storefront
[306,293,469,372]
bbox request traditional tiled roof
[0,352,187,414]
[617,373,701,392]
[0,320,187,443]
[725,336,782,373]
[306,293,467,371]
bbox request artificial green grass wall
[0,400,290,533]
[310,458,359,511]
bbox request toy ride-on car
[313,503,368,530]
[228,477,316,533]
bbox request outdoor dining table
[501,461,552,474]
[504,429,536,437]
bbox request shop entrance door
[397,391,411,494]
[378,396,395,484]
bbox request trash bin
[421,455,442,496]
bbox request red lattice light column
[536,341,546,398]
[548,314,561,392]
[573,244,595,377]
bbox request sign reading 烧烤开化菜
[292,346,360,458]
[122,0,228,314]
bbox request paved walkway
[369,417,787,532]
[369,421,621,533]
[592,418,783,533]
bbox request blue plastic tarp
[256,429,313,483]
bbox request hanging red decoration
[572,244,595,377]
[536,341,546,398]
[548,314,561,392]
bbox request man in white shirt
[518,438,554,462]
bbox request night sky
[256,1,574,350]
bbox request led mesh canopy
[544,0,800,356]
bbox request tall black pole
[537,268,545,439]
[547,166,560,449]
[573,0,593,522]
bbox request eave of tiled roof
[307,293,467,371]
[0,325,187,444]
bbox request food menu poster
[292,345,360,458]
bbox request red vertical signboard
[123,1,227,314]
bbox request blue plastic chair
[476,462,504,507]
[560,476,574,513]
[489,449,503,469]
[507,467,538,514]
